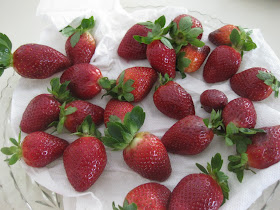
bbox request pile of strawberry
[1,12,280,209]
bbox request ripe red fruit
[114,182,171,209]
[200,89,228,113]
[222,97,257,129]
[63,136,107,192]
[146,40,176,78]
[153,77,195,120]
[173,14,203,40]
[60,63,103,100]
[161,115,214,155]
[203,45,241,83]
[230,67,273,101]
[118,24,151,60]
[1,131,69,167]
[104,99,134,127]
[208,24,239,46]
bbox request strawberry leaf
[59,26,76,37]
[48,78,75,104]
[230,29,240,47]
[176,51,189,79]
[178,16,192,32]
[0,33,12,50]
[112,200,137,210]
[155,15,166,28]
[70,31,81,48]
[80,16,95,30]
[160,37,173,49]
[1,147,13,155]
[257,71,280,98]
[188,28,203,38]
[74,115,102,138]
[196,163,208,174]
[211,153,223,171]
[109,115,122,123]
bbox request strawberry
[153,74,195,120]
[200,89,228,113]
[230,67,280,101]
[0,33,71,79]
[1,131,69,167]
[168,153,229,209]
[20,78,74,133]
[161,115,214,155]
[60,16,96,64]
[222,97,257,129]
[113,182,171,210]
[55,100,104,133]
[228,125,280,182]
[102,106,172,181]
[118,24,151,60]
[63,116,106,192]
[203,27,257,83]
[173,14,203,40]
[100,67,158,102]
[104,99,134,127]
[208,24,239,46]
[60,63,103,100]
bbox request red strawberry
[230,67,275,101]
[200,89,228,113]
[161,115,214,155]
[20,78,74,134]
[60,63,103,100]
[102,106,172,182]
[104,99,134,127]
[153,75,195,120]
[208,24,239,46]
[222,97,257,129]
[0,32,71,79]
[118,24,151,60]
[63,117,107,192]
[173,14,203,40]
[177,44,210,74]
[146,40,176,78]
[101,67,158,102]
[1,131,69,167]
[57,100,104,133]
[203,45,241,83]
[113,182,171,210]
[60,16,96,64]
[169,153,229,210]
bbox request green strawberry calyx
[196,153,229,204]
[101,106,145,150]
[73,115,102,138]
[99,71,135,102]
[155,73,173,90]
[0,33,13,76]
[1,131,23,165]
[257,70,280,98]
[134,15,173,49]
[60,16,95,47]
[169,16,204,53]
[203,109,225,134]
[176,51,191,79]
[230,26,257,57]
[47,78,76,104]
[112,200,137,210]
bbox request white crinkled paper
[10,0,280,209]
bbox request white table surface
[1,0,280,209]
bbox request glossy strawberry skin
[173,14,203,40]
[200,89,228,113]
[123,132,172,182]
[222,97,257,128]
[65,31,96,64]
[180,44,210,73]
[208,24,239,46]
[153,81,195,120]
[125,182,171,210]
[247,125,280,169]
[230,67,273,101]
[13,44,71,79]
[203,45,241,83]
[168,173,223,210]
[161,115,214,155]
[65,100,104,133]
[146,40,176,78]
[22,131,69,167]
[104,99,134,127]
[118,24,151,60]
[117,67,158,102]
[20,94,61,134]
[60,63,103,100]
[63,137,107,192]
